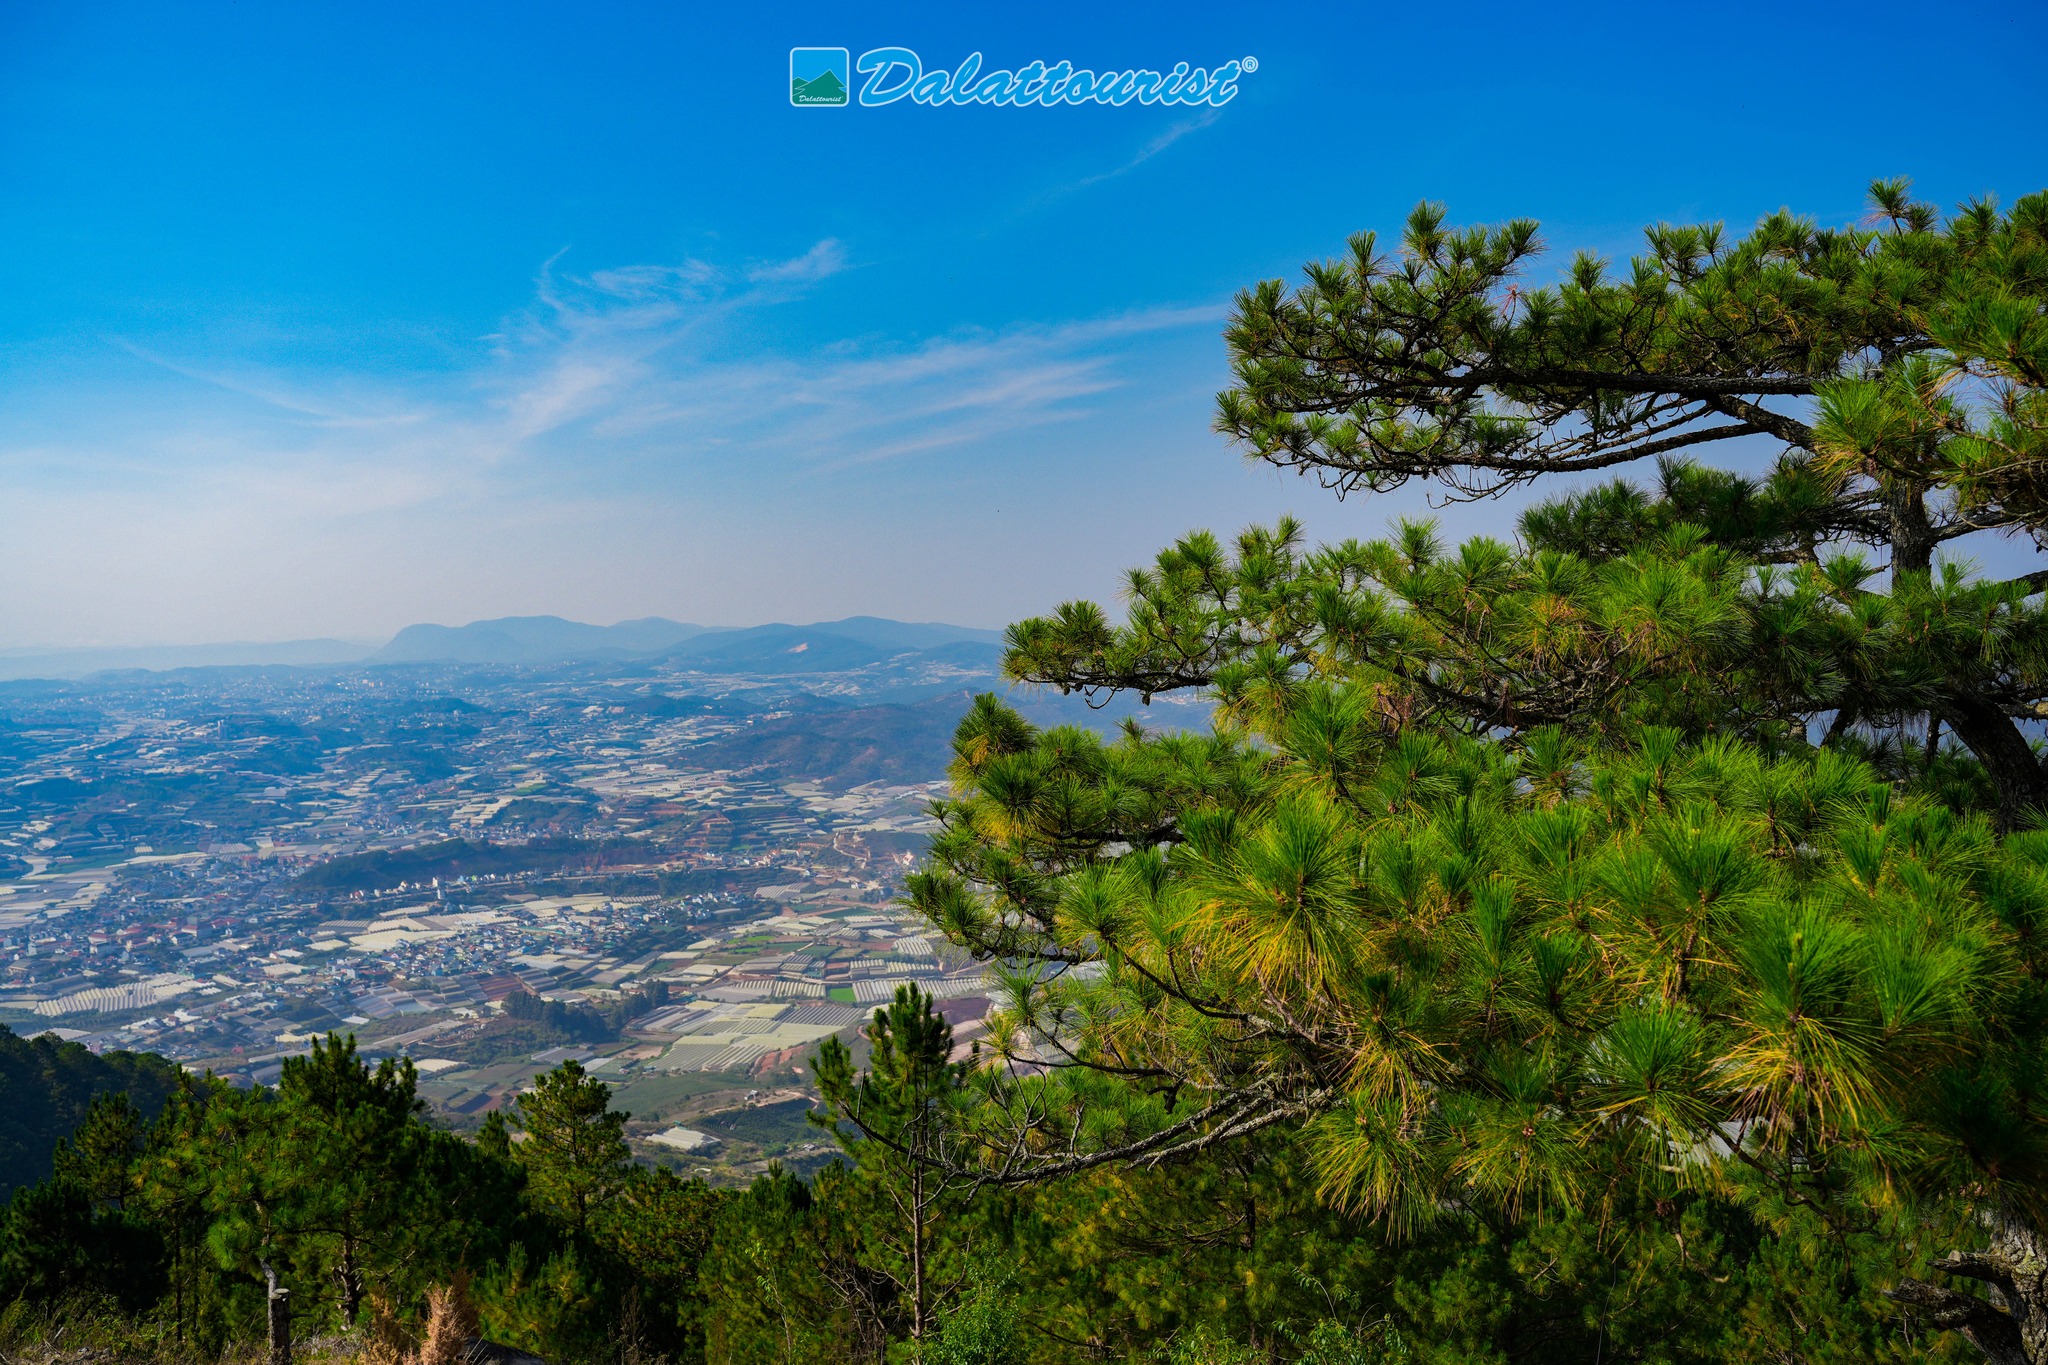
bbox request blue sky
[3,1,2045,647]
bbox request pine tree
[910,180,2048,1365]
[272,1034,429,1326]
[51,1091,145,1209]
[1014,183,2048,824]
[915,709,2048,1360]
[0,1092,164,1316]
[510,1060,630,1237]
[813,984,976,1348]
[160,1076,297,1365]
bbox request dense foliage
[1020,183,2048,823]
[904,182,2048,1364]
[6,182,2046,1363]
[0,1026,180,1200]
[0,1037,719,1363]
[0,1018,2002,1365]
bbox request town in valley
[0,616,1195,1183]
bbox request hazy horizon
[5,2,2044,649]
[0,611,1012,656]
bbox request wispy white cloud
[1073,110,1224,191]
[112,340,438,431]
[472,243,1217,472]
[554,302,1223,474]
[0,240,1228,643]
[69,240,1211,502]
[585,260,719,299]
[746,239,848,284]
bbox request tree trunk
[1940,692,2048,830]
[262,1260,292,1365]
[335,1242,363,1326]
[1886,1220,2048,1365]
[1878,472,2048,825]
[1884,474,1940,579]
[909,1156,927,1343]
[172,1224,183,1345]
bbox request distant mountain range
[0,615,1008,680]
[679,684,1213,788]
[379,615,1003,672]
[0,639,377,681]
[377,616,713,664]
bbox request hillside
[0,1027,182,1198]
[682,690,978,788]
[291,836,635,892]
[377,615,711,664]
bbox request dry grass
[0,1283,494,1365]
[362,1278,481,1365]
[0,1296,218,1365]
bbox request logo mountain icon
[792,69,847,105]
[789,50,850,106]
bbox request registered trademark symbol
[1241,56,1258,72]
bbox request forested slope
[0,1026,180,1198]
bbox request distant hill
[666,627,962,674]
[662,626,886,673]
[377,615,1003,671]
[0,1027,181,1199]
[680,682,1210,789]
[376,616,711,664]
[912,640,1011,670]
[0,639,374,681]
[805,617,1003,650]
[683,690,980,788]
[1,615,1009,679]
[660,619,1003,675]
[292,836,639,892]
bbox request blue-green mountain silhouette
[375,615,1001,669]
[791,70,847,104]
